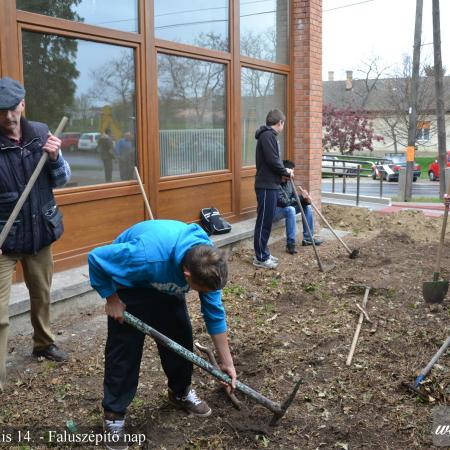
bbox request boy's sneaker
[252,257,278,269]
[302,238,322,246]
[286,244,297,254]
[168,387,212,416]
[103,415,128,450]
[269,254,279,263]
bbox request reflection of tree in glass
[194,32,227,52]
[17,0,83,21]
[158,53,225,126]
[22,31,79,129]
[240,29,277,62]
[89,50,136,133]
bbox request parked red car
[427,151,450,181]
[60,132,81,152]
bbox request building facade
[0,0,322,273]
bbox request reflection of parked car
[371,154,421,182]
[78,132,101,151]
[60,132,81,152]
[427,151,450,181]
[322,155,359,175]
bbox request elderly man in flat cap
[0,77,72,391]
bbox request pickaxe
[123,311,302,426]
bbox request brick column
[291,0,322,202]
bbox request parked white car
[322,155,359,175]
[78,132,101,151]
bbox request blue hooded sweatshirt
[88,220,227,335]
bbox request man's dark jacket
[254,125,289,189]
[0,119,64,254]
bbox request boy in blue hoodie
[89,220,236,449]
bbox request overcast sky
[322,0,450,80]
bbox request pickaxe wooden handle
[0,117,68,248]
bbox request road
[322,178,440,198]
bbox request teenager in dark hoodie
[253,109,293,269]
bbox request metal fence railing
[160,129,226,176]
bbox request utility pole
[432,0,447,198]
[403,0,423,202]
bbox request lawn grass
[415,156,436,180]
[391,196,441,203]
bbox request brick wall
[292,0,323,202]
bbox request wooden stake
[134,166,154,220]
[346,286,371,366]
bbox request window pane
[158,54,227,176]
[17,0,138,33]
[22,31,137,187]
[240,0,289,64]
[155,1,228,51]
[241,68,286,166]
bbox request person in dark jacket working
[273,159,322,254]
[0,77,71,392]
[88,220,236,450]
[253,109,293,269]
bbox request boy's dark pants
[103,287,193,416]
[254,188,278,261]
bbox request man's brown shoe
[168,386,212,417]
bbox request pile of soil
[323,204,448,242]
[2,205,450,449]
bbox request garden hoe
[296,184,359,259]
[422,182,450,303]
[290,179,335,272]
[124,312,302,426]
[403,336,450,400]
[0,117,68,248]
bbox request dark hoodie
[254,125,290,189]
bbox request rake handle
[0,116,68,248]
[414,336,450,387]
[289,179,324,272]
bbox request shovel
[422,183,450,303]
[0,117,68,248]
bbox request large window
[241,68,286,166]
[240,0,289,64]
[17,0,139,33]
[158,54,227,177]
[154,1,229,51]
[22,31,137,187]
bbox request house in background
[323,70,450,154]
[0,0,322,274]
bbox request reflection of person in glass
[98,128,115,182]
[0,77,71,392]
[115,132,134,181]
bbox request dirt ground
[2,204,450,450]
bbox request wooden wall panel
[52,194,144,267]
[240,175,256,212]
[158,181,232,222]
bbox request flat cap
[0,77,25,110]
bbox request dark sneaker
[32,344,68,362]
[168,387,212,417]
[286,244,297,254]
[302,238,322,247]
[103,416,128,450]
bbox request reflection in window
[158,54,227,177]
[22,31,137,187]
[155,1,228,51]
[17,0,138,33]
[240,0,289,64]
[241,68,286,166]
